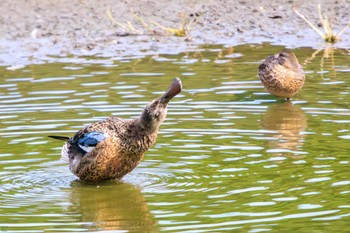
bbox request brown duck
[258,49,305,100]
[49,78,182,183]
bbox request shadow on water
[67,181,157,232]
[261,101,307,157]
[0,164,159,232]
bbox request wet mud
[0,0,349,67]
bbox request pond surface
[0,43,350,232]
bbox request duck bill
[160,77,182,104]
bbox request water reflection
[261,102,307,156]
[68,182,157,232]
[0,44,350,232]
[303,46,350,80]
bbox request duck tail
[48,135,70,141]
[60,143,70,163]
[48,135,70,163]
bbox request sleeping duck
[49,78,182,183]
[258,49,305,100]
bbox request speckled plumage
[50,78,182,183]
[258,49,305,99]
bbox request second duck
[258,49,305,100]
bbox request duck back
[65,117,158,182]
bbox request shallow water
[0,43,350,232]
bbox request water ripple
[0,45,350,232]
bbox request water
[0,43,350,232]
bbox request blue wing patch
[78,131,107,153]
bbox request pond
[0,43,350,232]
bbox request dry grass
[293,1,350,43]
[150,12,199,37]
[106,9,139,34]
[106,9,200,37]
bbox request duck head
[277,49,301,72]
[139,78,182,133]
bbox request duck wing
[49,131,108,163]
[75,131,108,153]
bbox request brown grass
[293,1,350,43]
[106,9,200,37]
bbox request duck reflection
[261,102,307,155]
[68,181,157,232]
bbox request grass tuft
[150,12,199,37]
[106,9,200,37]
[293,1,350,43]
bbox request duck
[49,78,182,183]
[258,49,305,100]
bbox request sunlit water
[1,44,350,232]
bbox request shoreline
[0,0,349,67]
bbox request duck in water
[49,78,182,183]
[258,49,305,100]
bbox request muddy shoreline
[0,0,349,67]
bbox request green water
[0,44,350,232]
